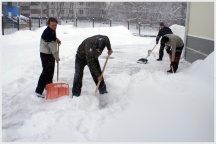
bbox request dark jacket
[76,35,112,77]
[156,26,173,43]
[41,26,57,42]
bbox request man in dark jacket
[72,35,113,97]
[156,22,173,61]
[35,17,61,98]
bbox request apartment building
[17,2,106,20]
[18,2,30,17]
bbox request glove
[166,48,171,54]
[156,41,158,44]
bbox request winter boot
[156,58,162,61]
[35,92,45,98]
[167,69,172,73]
[167,69,176,73]
[99,89,108,94]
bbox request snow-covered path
[2,25,214,142]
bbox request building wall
[48,2,73,18]
[30,2,49,18]
[188,2,214,39]
[18,2,30,17]
[18,2,105,19]
[185,2,214,63]
[75,2,105,20]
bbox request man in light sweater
[161,34,184,73]
[35,17,61,98]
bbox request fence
[2,16,158,37]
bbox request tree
[106,2,186,26]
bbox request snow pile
[2,24,214,142]
[95,51,214,142]
[183,52,214,76]
[170,24,185,40]
[195,52,214,78]
[20,15,29,21]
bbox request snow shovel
[95,54,110,96]
[46,44,69,100]
[137,44,157,64]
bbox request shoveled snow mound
[170,24,185,41]
[183,52,214,74]
[94,51,214,142]
[195,52,214,78]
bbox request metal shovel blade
[46,83,69,100]
[137,58,148,64]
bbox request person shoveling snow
[161,34,184,73]
[155,22,173,61]
[72,35,113,97]
[35,17,62,98]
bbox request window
[79,10,84,14]
[31,9,39,13]
[31,2,40,5]
[22,6,29,11]
[60,10,64,14]
[51,2,54,5]
[79,2,83,5]
[51,10,55,14]
[43,9,47,14]
[69,10,73,14]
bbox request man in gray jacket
[72,35,113,97]
[35,17,61,98]
[161,34,184,73]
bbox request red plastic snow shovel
[95,54,110,96]
[46,45,69,100]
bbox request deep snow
[1,24,214,142]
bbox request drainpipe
[183,2,190,60]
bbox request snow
[20,15,30,21]
[170,24,185,40]
[2,24,214,142]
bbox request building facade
[184,2,214,62]
[17,2,105,20]
[18,2,30,17]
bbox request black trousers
[159,41,166,59]
[169,45,184,72]
[72,54,107,96]
[35,53,55,94]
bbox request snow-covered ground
[1,24,214,142]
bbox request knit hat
[159,22,164,26]
[97,38,106,51]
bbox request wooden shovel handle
[168,54,174,73]
[57,44,59,82]
[95,55,110,96]
[146,44,157,59]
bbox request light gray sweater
[40,38,59,61]
[164,34,184,62]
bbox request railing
[2,16,158,37]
